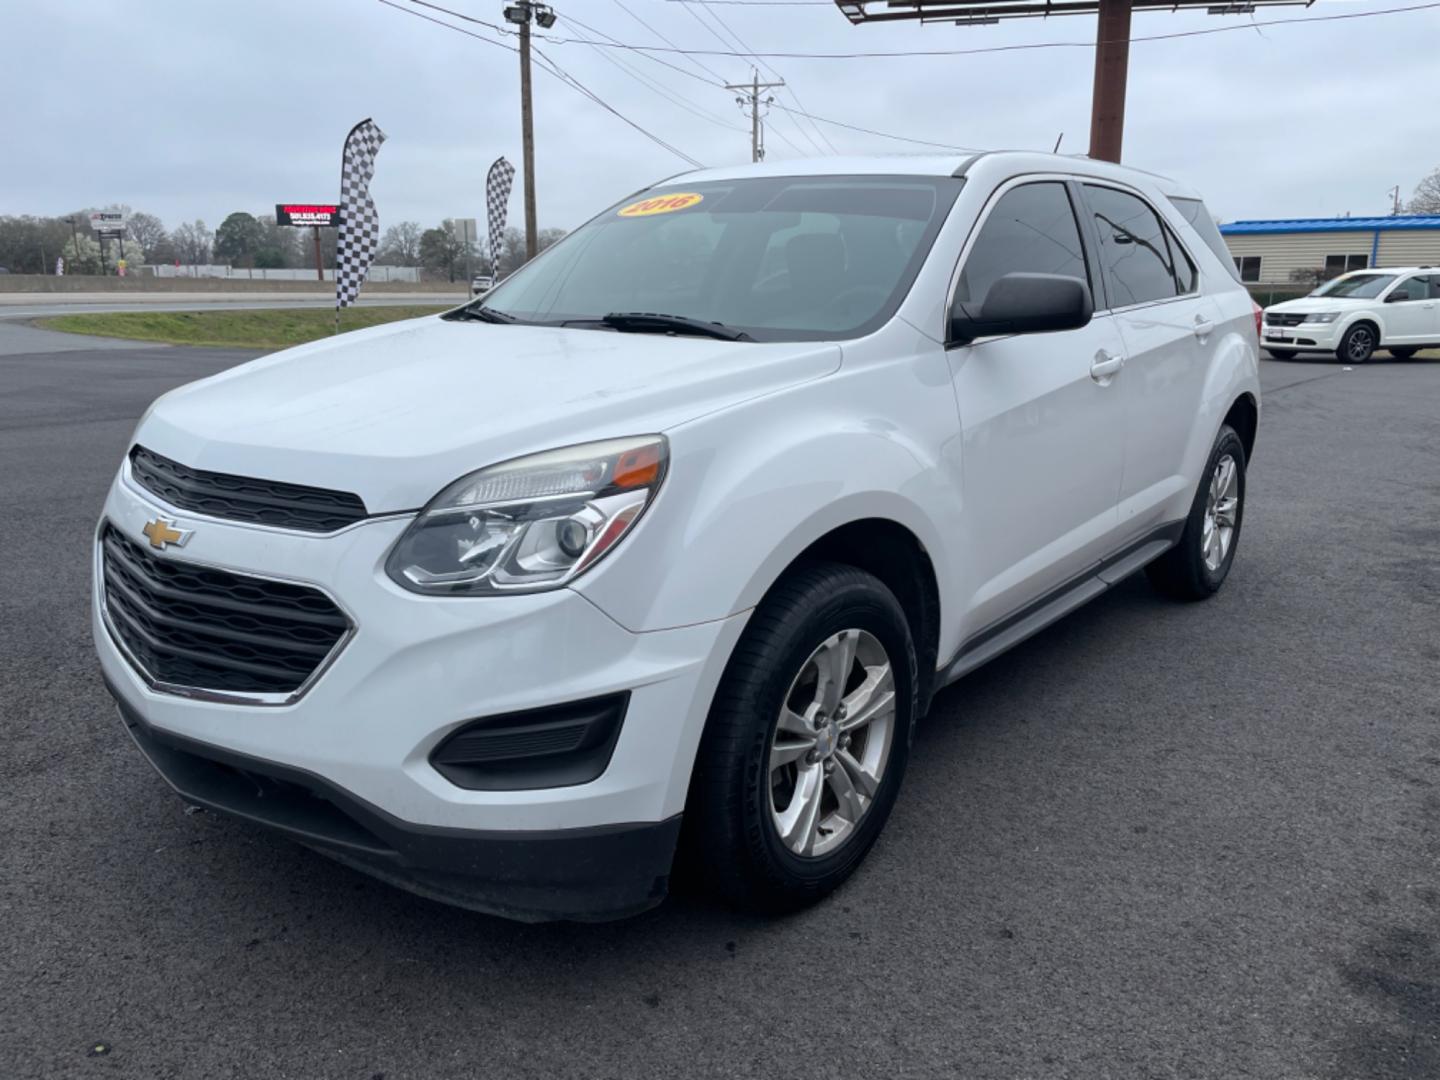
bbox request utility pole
[1389,186,1403,215]
[726,71,785,163]
[1089,0,1132,163]
[504,2,555,261]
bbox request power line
[561,11,747,131]
[674,0,811,155]
[610,0,730,86]
[679,0,836,154]
[768,99,981,152]
[535,1,1440,59]
[381,1,706,167]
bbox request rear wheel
[1146,425,1246,601]
[1265,348,1297,360]
[688,562,916,913]
[1337,323,1377,364]
[1389,346,1418,359]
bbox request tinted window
[953,182,1088,311]
[1169,195,1242,283]
[1390,275,1429,301]
[1168,226,1197,293]
[475,175,962,342]
[1085,185,1180,307]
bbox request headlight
[386,436,667,595]
[1303,312,1340,324]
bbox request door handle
[1090,351,1125,381]
[1193,316,1215,339]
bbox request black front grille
[130,445,367,533]
[100,523,350,696]
[1265,312,1307,328]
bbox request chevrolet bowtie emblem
[141,517,192,551]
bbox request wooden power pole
[726,72,785,163]
[505,2,555,261]
[1088,0,1133,164]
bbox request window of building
[1323,253,1369,279]
[1234,256,1261,283]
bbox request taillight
[1252,301,1263,339]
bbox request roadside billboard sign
[276,203,341,227]
[89,211,127,236]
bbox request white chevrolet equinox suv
[94,152,1261,921]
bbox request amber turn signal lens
[612,444,662,489]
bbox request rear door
[1382,274,1438,344]
[947,178,1129,631]
[1079,182,1221,535]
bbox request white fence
[144,264,421,283]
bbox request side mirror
[1385,289,1411,303]
[949,272,1094,346]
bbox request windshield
[1313,273,1396,299]
[474,175,964,342]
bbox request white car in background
[1262,267,1440,363]
[94,152,1261,921]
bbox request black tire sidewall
[700,564,917,906]
[1266,349,1297,361]
[1192,427,1247,592]
[1339,324,1376,363]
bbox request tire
[1265,348,1297,360]
[1337,323,1377,364]
[1389,347,1418,359]
[687,561,917,914]
[1146,425,1246,602]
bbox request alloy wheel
[1202,453,1239,572]
[768,629,896,859]
[1346,327,1374,362]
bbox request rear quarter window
[1168,196,1243,284]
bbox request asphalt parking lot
[3,324,1438,1080]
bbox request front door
[947,179,1129,633]
[1383,274,1439,344]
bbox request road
[0,293,464,320]
[2,324,1438,1079]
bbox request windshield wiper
[600,311,752,342]
[445,304,519,325]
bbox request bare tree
[378,221,423,266]
[1407,167,1440,215]
[171,219,214,266]
[125,212,168,262]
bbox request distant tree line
[0,206,565,279]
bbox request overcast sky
[4,0,1437,233]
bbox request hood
[137,315,841,513]
[1266,295,1372,315]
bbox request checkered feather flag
[335,118,387,310]
[486,157,516,275]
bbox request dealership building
[1219,215,1440,284]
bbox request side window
[953,182,1089,311]
[1391,275,1429,301]
[1431,276,1440,300]
[1083,185,1180,307]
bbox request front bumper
[95,468,748,919]
[1262,320,1340,350]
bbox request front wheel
[1146,425,1247,601]
[687,562,916,913]
[1338,324,1377,364]
[1266,348,1297,360]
